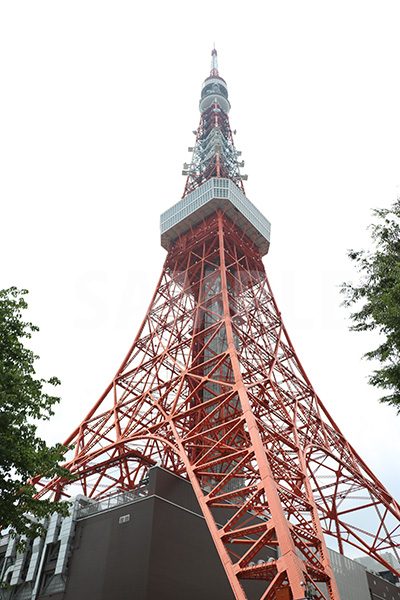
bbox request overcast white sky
[1,1,399,507]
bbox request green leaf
[0,287,69,537]
[342,199,400,413]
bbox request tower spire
[210,46,219,76]
[182,49,246,197]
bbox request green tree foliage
[342,199,400,411]
[0,287,68,539]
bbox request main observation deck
[160,178,271,256]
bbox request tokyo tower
[34,49,400,600]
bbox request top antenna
[210,47,219,76]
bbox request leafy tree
[0,287,68,539]
[342,199,400,412]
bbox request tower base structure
[1,468,399,600]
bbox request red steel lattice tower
[35,50,400,599]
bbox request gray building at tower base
[1,467,399,600]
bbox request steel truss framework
[183,102,245,197]
[35,213,400,600]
